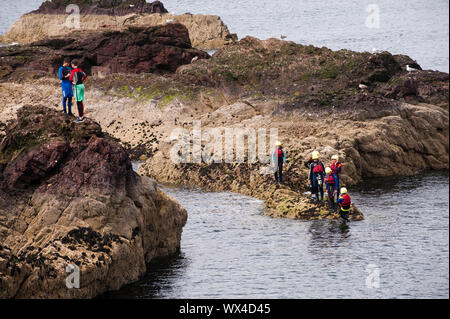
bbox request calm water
[0,0,448,72]
[102,170,449,299]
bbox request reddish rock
[1,23,210,77]
[0,105,188,298]
[3,140,69,189]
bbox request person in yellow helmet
[272,141,286,184]
[304,151,320,169]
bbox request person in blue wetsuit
[58,58,73,115]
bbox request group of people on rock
[58,58,87,123]
[272,143,352,221]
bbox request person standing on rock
[308,152,325,204]
[58,58,73,116]
[69,60,87,123]
[330,155,342,195]
[325,167,338,212]
[337,187,351,222]
[272,141,286,184]
[304,150,319,169]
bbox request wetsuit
[337,193,351,221]
[272,147,286,183]
[325,173,338,211]
[69,67,87,118]
[58,66,73,114]
[308,160,325,201]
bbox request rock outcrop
[1,1,237,49]
[0,36,447,221]
[0,105,187,298]
[0,23,210,77]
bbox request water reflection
[308,220,351,245]
[100,252,188,299]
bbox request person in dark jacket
[272,141,286,184]
[308,151,325,203]
[304,150,319,169]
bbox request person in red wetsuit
[337,187,351,222]
[330,155,342,195]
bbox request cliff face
[1,1,237,49]
[0,105,187,298]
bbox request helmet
[276,141,281,146]
[312,151,319,160]
[325,167,332,174]
[331,155,339,161]
[340,187,348,194]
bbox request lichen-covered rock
[0,105,187,298]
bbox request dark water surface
[0,0,448,72]
[102,170,448,299]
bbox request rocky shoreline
[0,0,448,298]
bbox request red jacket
[331,161,342,174]
[69,68,87,85]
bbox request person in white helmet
[308,151,325,204]
[337,187,351,222]
[325,167,338,212]
[272,141,286,184]
[330,155,342,195]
